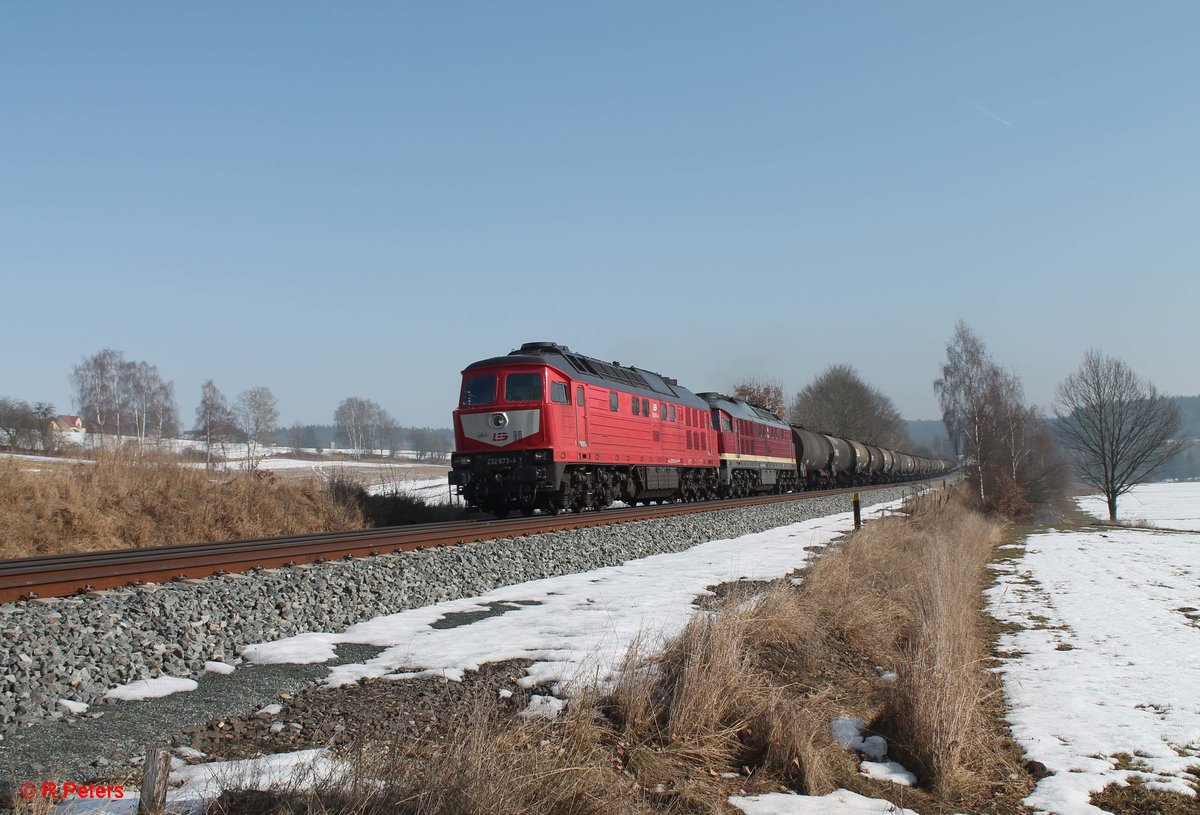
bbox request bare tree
[733,378,786,416]
[934,322,1001,506]
[234,387,280,469]
[151,380,180,441]
[195,380,236,470]
[790,364,909,449]
[335,397,373,458]
[33,401,59,454]
[409,427,450,460]
[1055,350,1185,520]
[70,348,124,440]
[335,397,396,459]
[379,414,404,458]
[123,361,178,446]
[0,398,38,451]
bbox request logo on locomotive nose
[489,413,508,429]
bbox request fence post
[852,492,861,530]
[137,746,171,815]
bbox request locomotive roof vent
[514,341,569,355]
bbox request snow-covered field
[989,481,1200,813]
[1076,480,1200,530]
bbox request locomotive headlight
[532,450,550,462]
[452,455,472,468]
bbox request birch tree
[195,380,236,470]
[234,387,279,469]
[71,348,123,440]
[934,322,999,505]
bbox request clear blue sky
[3,2,1197,428]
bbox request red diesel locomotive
[449,342,719,516]
[449,342,951,516]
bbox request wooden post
[138,747,171,815]
[852,492,861,530]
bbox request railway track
[0,482,926,603]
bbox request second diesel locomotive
[448,342,951,517]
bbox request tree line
[731,323,1190,520]
[0,347,453,466]
[935,321,1188,520]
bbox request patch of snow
[829,716,887,760]
[53,750,344,814]
[57,699,89,714]
[519,694,566,720]
[104,677,198,701]
[256,703,283,716]
[204,661,235,675]
[497,688,513,699]
[859,760,916,786]
[731,789,922,814]
[167,749,344,806]
[240,632,338,664]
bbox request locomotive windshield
[504,372,543,402]
[461,375,497,406]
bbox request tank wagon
[449,342,953,516]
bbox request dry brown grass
[599,485,1022,810]
[603,591,851,806]
[874,508,1003,798]
[0,451,363,558]
[1090,774,1200,815]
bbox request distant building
[52,415,84,433]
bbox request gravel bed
[0,483,928,737]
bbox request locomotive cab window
[609,392,618,411]
[504,373,543,402]
[632,397,640,416]
[721,417,731,431]
[641,398,649,417]
[669,405,676,421]
[551,381,569,404]
[462,375,497,407]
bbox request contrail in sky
[973,103,1012,126]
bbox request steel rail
[0,481,930,603]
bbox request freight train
[448,342,952,517]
